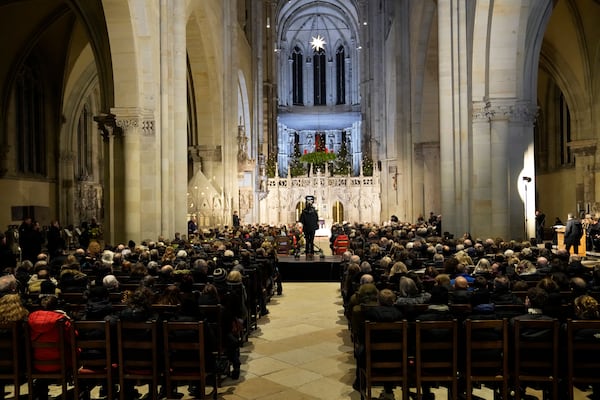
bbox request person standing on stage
[232,210,241,228]
[299,196,319,256]
[535,209,546,244]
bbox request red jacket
[28,310,75,372]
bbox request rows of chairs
[358,318,600,400]
[0,319,217,400]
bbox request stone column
[305,58,313,106]
[345,56,351,106]
[569,140,597,214]
[288,57,294,106]
[437,0,471,236]
[58,151,76,228]
[327,58,334,106]
[94,113,123,245]
[113,109,157,244]
[471,99,537,240]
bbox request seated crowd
[336,220,600,400]
[0,225,283,400]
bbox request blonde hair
[574,295,600,320]
[0,294,29,322]
[435,273,451,287]
[227,270,243,283]
[389,261,408,277]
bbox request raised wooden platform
[277,254,342,282]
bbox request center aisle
[220,282,359,400]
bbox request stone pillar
[569,140,597,214]
[345,56,351,106]
[421,142,441,218]
[305,58,313,106]
[94,113,123,245]
[471,99,537,240]
[288,57,294,106]
[327,58,334,106]
[58,151,76,228]
[438,0,471,236]
[112,109,157,244]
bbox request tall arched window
[16,63,46,175]
[313,48,326,105]
[335,46,345,105]
[77,103,92,180]
[292,47,304,105]
[559,93,572,166]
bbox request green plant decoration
[266,153,277,178]
[333,140,351,176]
[362,154,374,176]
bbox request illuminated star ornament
[310,34,326,51]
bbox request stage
[277,254,342,282]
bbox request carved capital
[509,101,538,123]
[472,101,494,122]
[111,107,155,136]
[94,113,123,142]
[568,139,597,157]
[482,99,538,123]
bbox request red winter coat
[27,310,75,372]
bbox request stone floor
[15,281,595,399]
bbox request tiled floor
[25,281,595,399]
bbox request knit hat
[212,268,227,283]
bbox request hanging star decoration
[310,34,326,51]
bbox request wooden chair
[566,319,600,400]
[0,321,24,399]
[494,304,526,320]
[464,319,509,400]
[71,320,114,400]
[275,236,292,255]
[415,319,458,400]
[163,321,217,400]
[512,319,559,400]
[359,321,409,400]
[197,305,226,384]
[117,320,159,400]
[24,318,71,400]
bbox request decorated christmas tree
[333,138,351,176]
[289,140,307,177]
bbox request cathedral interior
[0,0,599,245]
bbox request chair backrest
[163,321,214,398]
[415,319,458,399]
[566,319,600,399]
[71,320,113,399]
[494,304,526,320]
[25,316,71,399]
[117,319,159,400]
[0,321,23,398]
[512,318,559,399]
[275,236,291,255]
[197,304,224,352]
[465,319,509,399]
[361,321,409,400]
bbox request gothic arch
[101,2,140,107]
